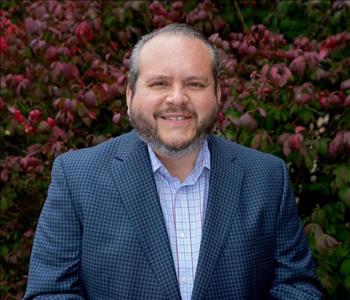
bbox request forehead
[137,35,213,78]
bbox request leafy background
[0,0,349,299]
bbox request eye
[188,82,205,88]
[150,81,168,87]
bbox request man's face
[127,35,221,157]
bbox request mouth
[160,114,192,121]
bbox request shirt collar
[147,139,210,178]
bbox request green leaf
[304,153,313,171]
[338,186,350,208]
[316,138,329,157]
[335,244,349,258]
[0,244,9,257]
[225,108,240,119]
[340,259,350,276]
[332,165,350,190]
[299,109,315,123]
[345,276,350,289]
[1,195,14,212]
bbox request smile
[160,115,192,121]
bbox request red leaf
[340,79,350,90]
[290,55,306,77]
[75,21,94,43]
[343,131,350,149]
[319,47,329,60]
[0,36,7,52]
[47,117,56,128]
[28,109,42,124]
[345,95,350,108]
[113,113,121,125]
[44,46,58,63]
[295,126,306,134]
[23,229,34,238]
[88,111,96,120]
[0,96,4,111]
[52,126,67,140]
[84,90,97,107]
[283,140,291,156]
[1,169,9,182]
[270,64,292,87]
[329,133,344,157]
[289,133,303,151]
[239,113,257,132]
[218,111,225,122]
[277,133,290,145]
[24,17,43,34]
[13,109,25,123]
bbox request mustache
[153,107,197,119]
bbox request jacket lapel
[110,132,181,300]
[192,135,244,300]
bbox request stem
[234,0,247,31]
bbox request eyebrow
[144,75,209,83]
[185,76,209,83]
[144,75,170,83]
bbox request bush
[0,0,349,298]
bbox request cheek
[196,100,217,117]
[132,100,157,119]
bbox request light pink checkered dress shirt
[147,140,210,300]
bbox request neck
[154,147,201,182]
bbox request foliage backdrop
[0,0,349,299]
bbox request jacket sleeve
[24,156,85,299]
[269,161,324,299]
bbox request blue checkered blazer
[24,131,323,299]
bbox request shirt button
[178,231,186,238]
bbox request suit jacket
[24,131,323,299]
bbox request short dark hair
[128,23,220,95]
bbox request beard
[129,104,218,158]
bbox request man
[25,24,323,299]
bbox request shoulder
[208,134,285,173]
[54,131,139,173]
[209,134,284,163]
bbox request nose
[165,85,189,106]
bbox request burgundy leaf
[329,132,344,157]
[290,55,306,77]
[295,126,306,134]
[277,133,290,145]
[75,21,94,43]
[113,113,121,125]
[283,140,291,156]
[0,96,4,111]
[84,90,97,107]
[345,95,350,107]
[340,79,350,90]
[0,36,8,52]
[24,17,43,34]
[239,113,257,132]
[288,133,303,151]
[44,46,58,63]
[28,109,42,124]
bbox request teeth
[163,116,188,120]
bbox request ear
[216,82,222,105]
[126,85,133,116]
